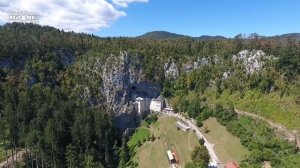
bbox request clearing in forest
[132,116,199,168]
[201,117,249,164]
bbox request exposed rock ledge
[102,52,160,130]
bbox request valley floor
[131,114,249,168]
[131,116,199,168]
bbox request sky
[0,0,299,37]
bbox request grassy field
[201,117,249,164]
[132,116,199,168]
[128,127,150,149]
[204,87,300,130]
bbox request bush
[196,121,203,127]
[151,134,156,142]
[204,126,209,133]
[190,145,210,168]
[295,96,300,105]
[137,140,142,147]
[130,161,138,167]
[214,105,237,125]
[144,113,159,125]
[201,108,213,120]
[199,138,205,145]
[196,107,213,127]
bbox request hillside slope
[137,31,190,39]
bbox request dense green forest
[0,23,300,167]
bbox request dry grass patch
[201,117,249,164]
[133,116,199,167]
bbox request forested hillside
[0,23,300,167]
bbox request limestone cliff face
[181,57,210,74]
[164,61,179,79]
[102,52,160,130]
[232,50,275,74]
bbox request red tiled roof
[225,162,239,168]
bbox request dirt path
[0,149,26,168]
[234,108,300,149]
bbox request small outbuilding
[167,150,176,164]
[176,120,190,132]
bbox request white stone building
[150,96,164,112]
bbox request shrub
[196,121,203,127]
[295,96,300,105]
[137,140,142,147]
[151,134,156,142]
[144,113,159,125]
[199,138,205,145]
[204,126,209,133]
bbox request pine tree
[65,144,78,168]
[119,137,130,168]
[3,84,19,167]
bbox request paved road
[234,108,300,148]
[163,112,221,168]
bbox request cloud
[0,0,148,33]
[112,0,149,7]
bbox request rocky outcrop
[164,61,179,79]
[181,57,209,73]
[232,50,275,74]
[102,52,160,130]
[90,50,276,130]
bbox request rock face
[164,61,179,79]
[93,50,274,130]
[102,52,160,130]
[232,50,273,74]
[181,57,209,73]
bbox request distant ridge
[270,33,300,42]
[137,31,190,40]
[197,35,227,40]
[137,31,300,41]
[137,31,226,40]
